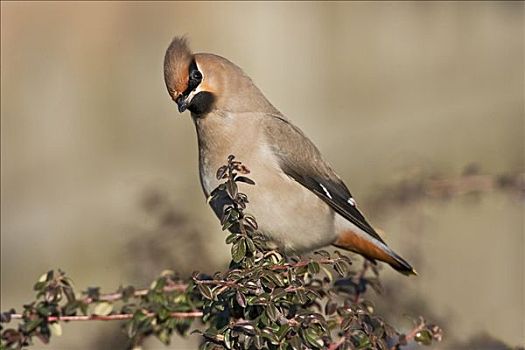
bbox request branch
[82,283,188,304]
[404,322,426,343]
[8,311,202,322]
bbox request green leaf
[314,250,330,258]
[216,165,228,180]
[265,304,278,322]
[244,215,258,230]
[245,237,256,253]
[259,311,270,326]
[1,329,23,345]
[22,319,42,333]
[197,284,214,300]
[334,261,348,277]
[40,270,53,283]
[264,271,285,288]
[253,335,264,349]
[289,336,302,350]
[325,301,338,315]
[222,220,235,231]
[362,300,375,314]
[86,287,100,301]
[229,209,240,221]
[93,302,113,316]
[158,329,171,345]
[353,330,371,349]
[236,291,247,308]
[34,271,53,291]
[261,328,280,345]
[63,286,76,303]
[62,300,80,316]
[302,328,324,348]
[233,322,256,335]
[199,341,212,350]
[232,238,247,263]
[243,335,253,349]
[36,305,51,317]
[276,324,291,340]
[261,277,275,290]
[248,296,268,306]
[341,316,353,331]
[223,328,232,349]
[320,265,333,282]
[295,289,307,304]
[120,285,135,301]
[221,208,232,225]
[33,281,46,292]
[271,288,287,301]
[226,180,238,198]
[61,276,74,288]
[49,322,62,337]
[308,261,320,274]
[225,233,238,244]
[235,176,256,185]
[415,329,433,345]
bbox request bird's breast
[194,114,265,196]
[194,114,337,252]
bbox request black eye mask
[184,60,202,95]
[181,59,215,115]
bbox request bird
[163,37,416,275]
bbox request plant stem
[8,311,203,322]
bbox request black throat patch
[188,91,215,116]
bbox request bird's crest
[164,36,194,97]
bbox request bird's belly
[246,178,338,252]
[201,154,337,253]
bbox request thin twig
[8,311,203,322]
[389,320,426,350]
[82,283,188,304]
[405,322,426,342]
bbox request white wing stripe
[319,183,333,199]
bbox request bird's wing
[263,114,385,244]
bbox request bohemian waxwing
[163,37,415,275]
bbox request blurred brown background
[1,1,523,349]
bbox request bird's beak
[176,94,189,113]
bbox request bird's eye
[190,70,202,81]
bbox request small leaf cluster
[122,270,201,347]
[1,270,199,349]
[211,154,263,266]
[1,270,75,348]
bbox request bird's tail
[384,249,417,276]
[333,229,417,276]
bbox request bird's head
[164,36,278,116]
[163,36,214,115]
